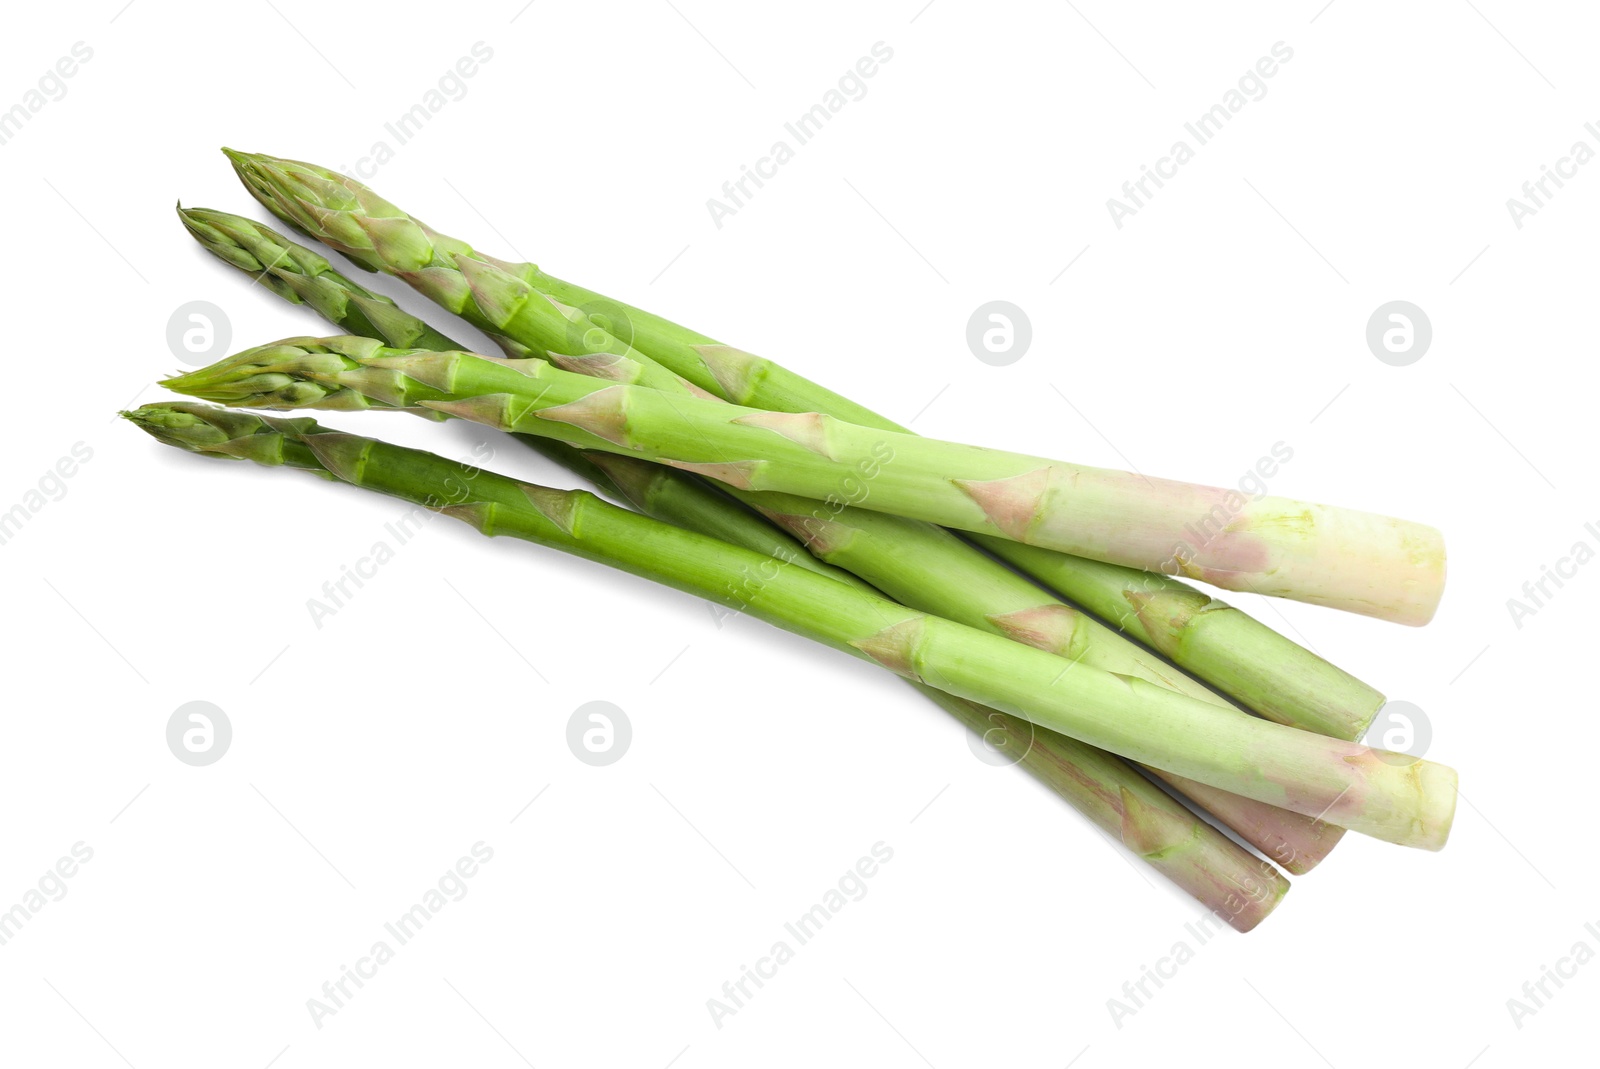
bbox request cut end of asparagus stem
[1303,744,1458,851]
[1409,760,1459,852]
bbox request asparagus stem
[571,453,1296,916]
[165,335,1364,865]
[530,297,1390,738]
[190,186,1361,868]
[177,205,464,352]
[176,194,1369,861]
[620,454,1337,870]
[222,146,1452,620]
[126,403,1458,850]
[219,151,1400,736]
[732,488,1347,873]
[176,211,1292,923]
[179,205,1338,871]
[159,332,1444,635]
[224,149,1447,625]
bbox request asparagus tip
[120,403,187,431]
[120,402,234,454]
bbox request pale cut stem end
[1408,760,1459,852]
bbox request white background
[0,1,1592,1066]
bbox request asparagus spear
[128,397,1456,849]
[731,489,1347,873]
[526,312,1391,739]
[164,338,1373,859]
[515,295,1389,738]
[218,150,1398,738]
[177,205,464,352]
[178,208,1338,871]
[174,210,1295,920]
[176,207,826,572]
[571,453,1298,910]
[161,329,1446,632]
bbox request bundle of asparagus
[126,152,1458,933]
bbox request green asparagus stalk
[173,211,1295,921]
[178,208,1336,871]
[219,150,1398,739]
[161,338,1388,856]
[179,207,762,543]
[159,331,1446,636]
[733,488,1347,873]
[177,204,463,352]
[136,383,1457,848]
[532,452,1296,922]
[200,165,1369,868]
[528,311,1391,740]
[533,305,1389,741]
[223,149,1447,626]
[164,337,1367,859]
